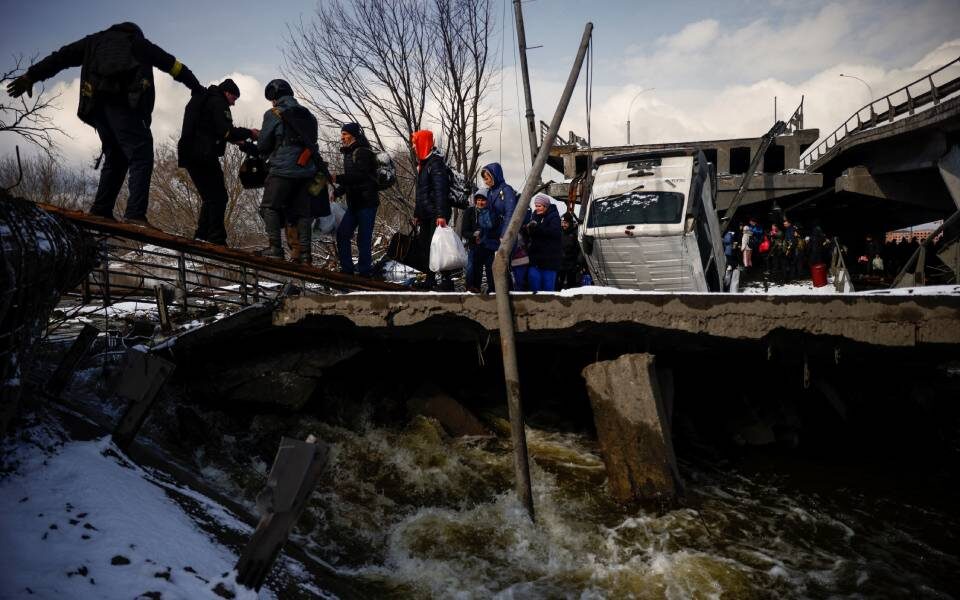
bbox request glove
[7,75,33,98]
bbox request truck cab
[579,149,727,291]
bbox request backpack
[373,149,396,190]
[87,30,140,95]
[351,146,396,191]
[276,105,319,155]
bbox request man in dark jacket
[253,79,317,262]
[177,79,253,245]
[332,122,379,276]
[558,212,583,290]
[524,193,563,291]
[6,22,202,226]
[411,129,453,290]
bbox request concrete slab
[274,292,960,348]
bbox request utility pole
[493,21,594,522]
[514,0,539,168]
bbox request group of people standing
[724,216,833,282]
[457,165,584,293]
[7,21,588,291]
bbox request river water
[217,412,959,599]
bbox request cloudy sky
[2,0,960,185]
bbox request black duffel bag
[239,155,268,189]
[387,224,429,273]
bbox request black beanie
[218,78,240,96]
[341,122,363,139]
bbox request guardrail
[800,55,960,170]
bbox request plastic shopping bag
[429,225,468,272]
[313,201,346,235]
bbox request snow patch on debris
[0,433,273,599]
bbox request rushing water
[191,410,959,599]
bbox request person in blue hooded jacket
[524,194,563,291]
[481,162,527,288]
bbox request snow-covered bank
[0,415,306,599]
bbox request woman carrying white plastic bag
[429,224,468,272]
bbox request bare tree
[0,152,94,208]
[1,55,66,158]
[285,0,434,155]
[431,0,495,180]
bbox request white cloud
[664,19,720,53]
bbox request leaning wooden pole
[492,22,594,521]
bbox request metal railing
[66,236,294,314]
[800,55,960,170]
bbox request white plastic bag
[429,225,467,272]
[313,201,346,235]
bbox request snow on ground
[0,431,268,599]
[75,301,159,319]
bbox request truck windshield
[587,191,685,227]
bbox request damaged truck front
[578,149,728,292]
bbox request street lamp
[839,73,874,104]
[626,87,654,145]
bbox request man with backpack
[252,79,318,263]
[177,78,254,245]
[5,22,203,227]
[411,129,453,290]
[332,123,380,277]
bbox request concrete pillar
[938,144,960,210]
[581,353,682,503]
[716,146,731,174]
[784,140,801,170]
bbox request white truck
[578,149,729,292]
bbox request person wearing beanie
[461,190,499,292]
[6,22,204,227]
[411,129,454,290]
[558,212,584,290]
[523,193,563,292]
[331,122,380,276]
[177,78,255,245]
[253,78,319,262]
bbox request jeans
[89,104,154,219]
[512,265,529,291]
[469,246,496,292]
[528,266,557,292]
[337,205,378,275]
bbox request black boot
[256,207,284,258]
[297,218,312,265]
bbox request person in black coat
[411,129,453,290]
[177,79,253,245]
[558,212,584,290]
[524,194,563,291]
[6,22,202,226]
[332,122,379,276]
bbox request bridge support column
[938,144,960,210]
[582,353,682,503]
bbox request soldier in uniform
[177,78,255,245]
[5,22,203,227]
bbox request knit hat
[341,122,363,139]
[474,189,488,201]
[561,212,575,224]
[218,78,240,96]
[533,193,551,208]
